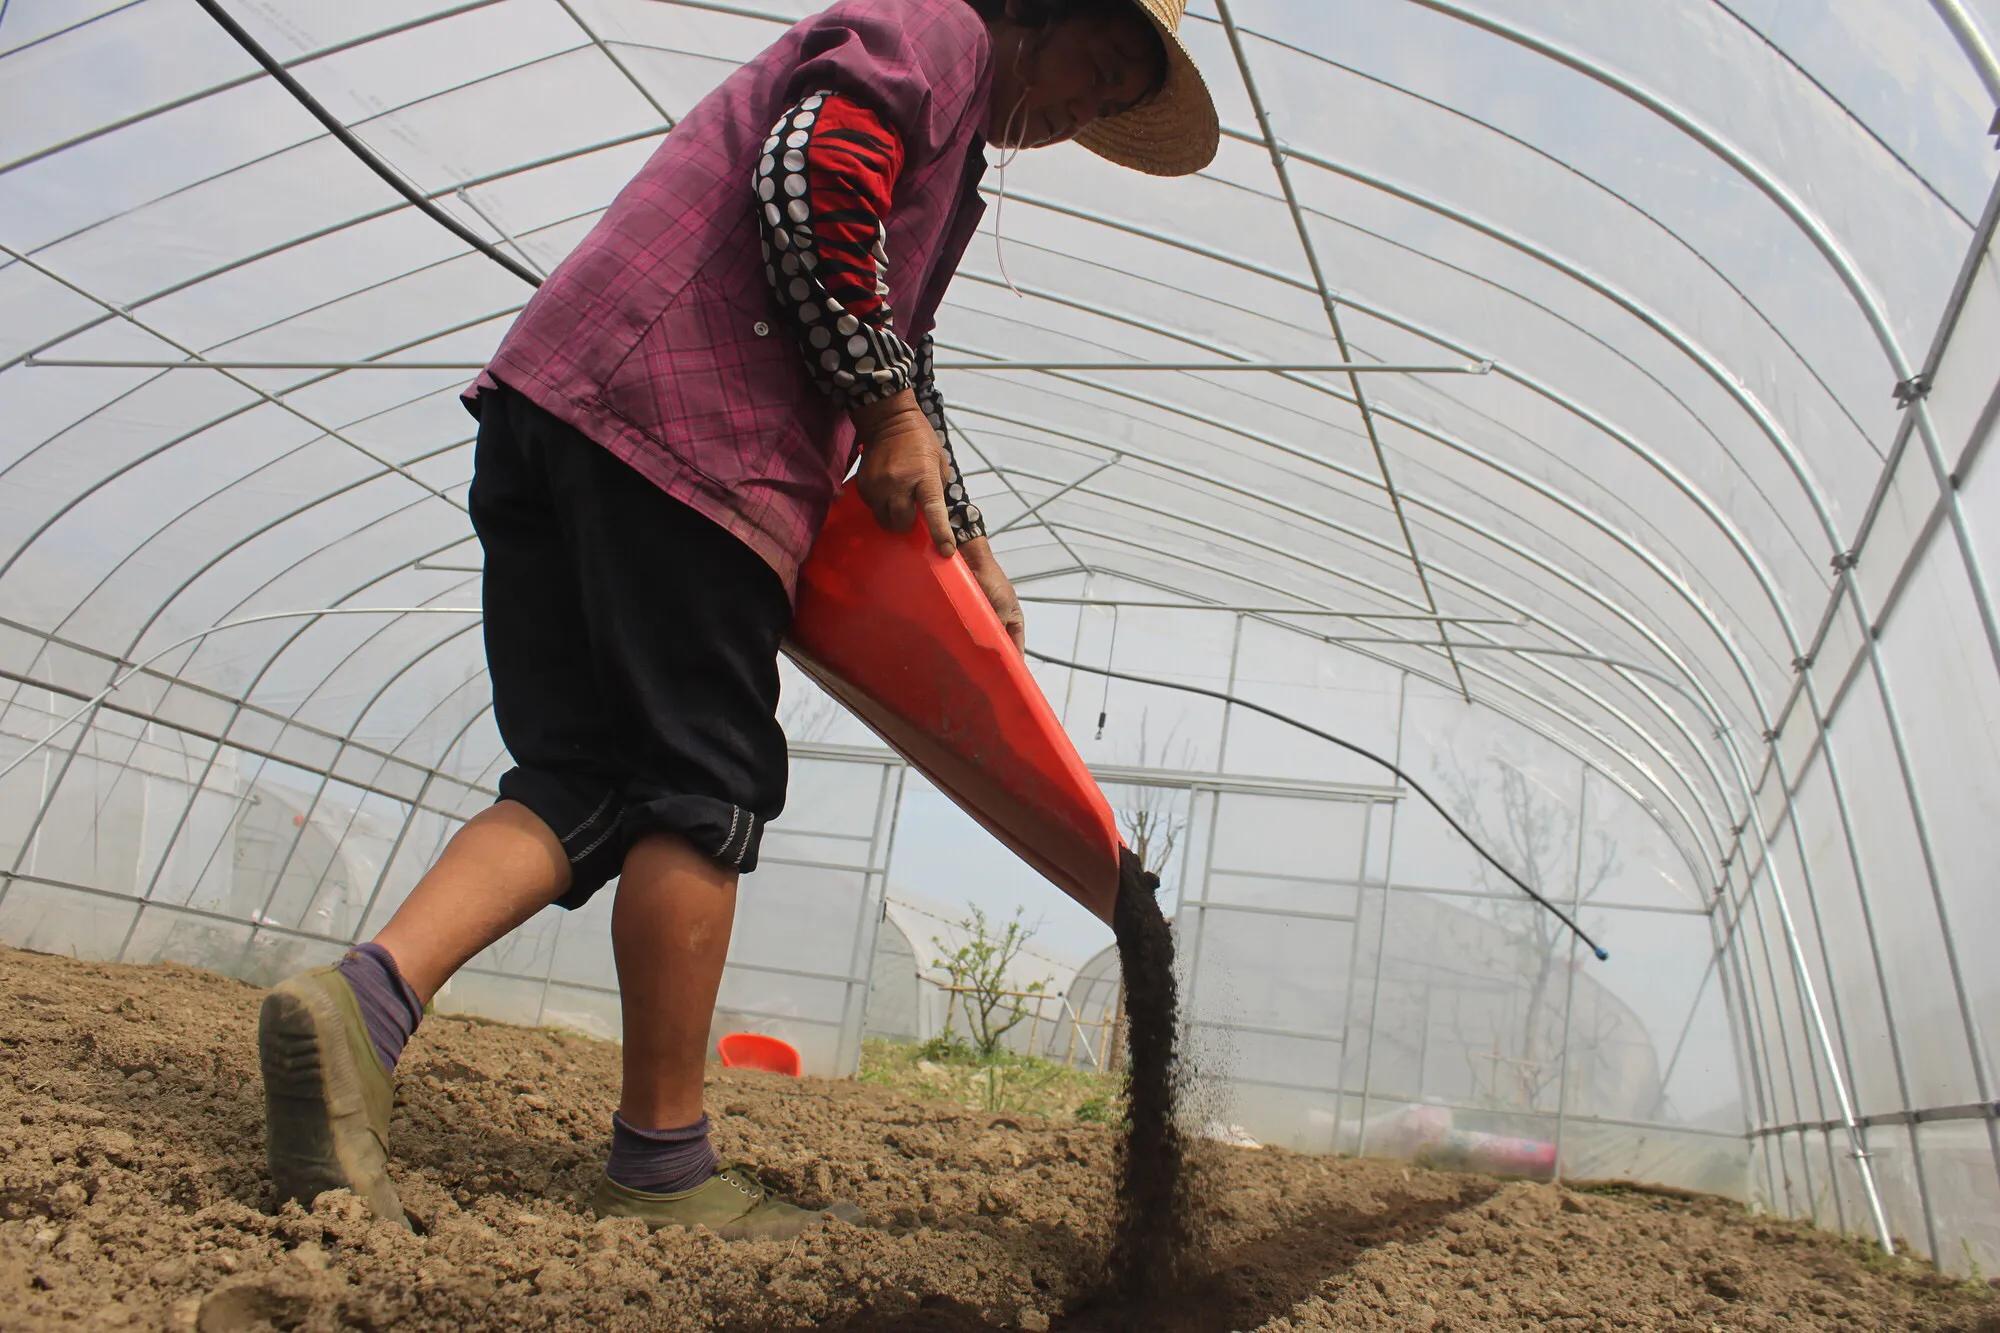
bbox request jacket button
[753,320,771,337]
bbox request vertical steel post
[1354,671,1410,1156]
[1331,792,1375,1153]
[1720,859,1801,1217]
[1757,756,1854,1233]
[1779,690,1945,1257]
[837,762,902,1075]
[1178,616,1246,1027]
[1552,761,1589,1182]
[1705,885,1776,1206]
[1715,869,1786,1212]
[1175,788,1225,1033]
[1746,854,1831,1224]
[1216,613,1246,771]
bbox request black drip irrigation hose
[194,0,547,290]
[1028,648,1611,961]
[197,0,1607,962]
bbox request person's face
[986,8,1165,149]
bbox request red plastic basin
[717,1031,803,1077]
[785,488,1123,924]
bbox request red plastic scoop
[785,489,1122,924]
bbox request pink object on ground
[717,1032,803,1077]
[1398,1104,1557,1177]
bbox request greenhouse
[2,0,1999,1325]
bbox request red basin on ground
[717,1031,803,1077]
[785,488,1122,925]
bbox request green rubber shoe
[257,961,409,1229]
[591,1165,863,1240]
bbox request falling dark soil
[3,942,1998,1331]
[1093,849,1197,1327]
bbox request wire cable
[1028,647,1611,961]
[193,0,546,289]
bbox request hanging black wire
[1094,604,1119,738]
[1028,647,1611,961]
[193,0,547,290]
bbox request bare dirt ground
[2,944,1996,1332]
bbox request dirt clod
[0,943,1995,1331]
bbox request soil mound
[1,944,1994,1331]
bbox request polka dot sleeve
[752,91,916,406]
[914,334,985,545]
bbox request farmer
[258,0,1217,1239]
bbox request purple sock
[606,1112,717,1195]
[335,941,424,1073]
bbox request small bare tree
[1115,712,1192,878]
[779,679,843,744]
[1437,757,1618,1111]
[933,906,1050,1060]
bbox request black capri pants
[467,382,791,908]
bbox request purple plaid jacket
[464,0,995,597]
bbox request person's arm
[913,334,983,547]
[754,91,953,553]
[912,337,1026,655]
[753,90,1024,651]
[755,90,914,404]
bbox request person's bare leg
[371,799,572,1002]
[262,800,567,1225]
[590,832,864,1234]
[611,831,739,1128]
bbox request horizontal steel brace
[1185,1016,1347,1045]
[1183,1068,1746,1142]
[1181,898,1358,925]
[1206,865,1363,886]
[755,853,882,878]
[1016,595,1522,624]
[940,359,1491,374]
[793,736,1407,802]
[488,963,848,1030]
[1750,1101,2000,1139]
[25,355,1492,375]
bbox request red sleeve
[755,91,917,405]
[801,94,904,324]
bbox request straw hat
[1073,0,1220,177]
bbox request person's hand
[851,390,956,557]
[960,537,1025,656]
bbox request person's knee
[620,791,767,876]
[620,829,740,890]
[493,769,627,908]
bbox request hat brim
[1072,7,1220,177]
